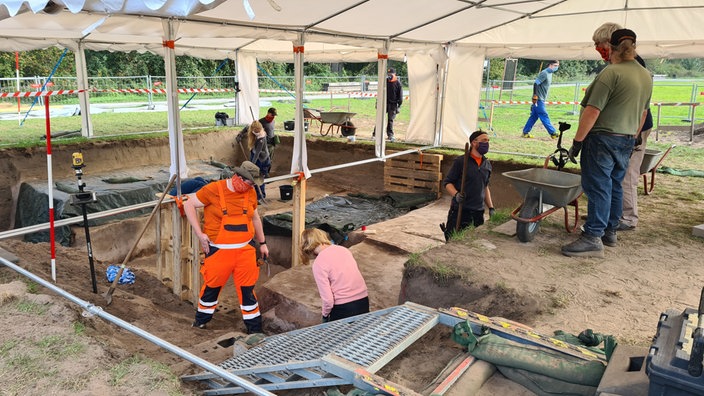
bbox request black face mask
[387,74,393,80]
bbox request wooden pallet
[384,151,443,197]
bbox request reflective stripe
[198,307,216,314]
[210,240,251,249]
[199,299,218,307]
[241,303,259,311]
[242,311,261,320]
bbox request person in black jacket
[385,67,403,142]
[440,131,495,242]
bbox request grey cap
[233,161,263,185]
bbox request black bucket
[279,185,293,201]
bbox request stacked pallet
[384,151,444,198]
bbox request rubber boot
[602,229,617,247]
[561,234,604,258]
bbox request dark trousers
[329,296,370,321]
[443,204,484,241]
[386,108,398,137]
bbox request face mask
[551,66,559,72]
[265,114,275,122]
[231,176,253,193]
[476,141,489,155]
[595,46,610,62]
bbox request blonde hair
[592,22,621,45]
[247,120,263,150]
[299,228,331,265]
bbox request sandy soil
[1,130,704,395]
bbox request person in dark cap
[592,22,654,232]
[183,160,268,333]
[260,107,278,160]
[562,28,652,258]
[385,67,403,141]
[439,130,495,242]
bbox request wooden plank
[387,156,442,166]
[384,167,441,180]
[385,161,441,173]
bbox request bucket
[279,185,293,201]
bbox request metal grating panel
[183,303,440,394]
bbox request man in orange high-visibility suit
[183,161,269,333]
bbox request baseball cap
[610,28,636,46]
[387,67,396,74]
[267,107,277,116]
[469,130,488,143]
[233,161,263,185]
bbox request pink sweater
[312,245,368,316]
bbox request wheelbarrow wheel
[516,188,541,243]
[341,121,356,137]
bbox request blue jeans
[522,100,556,135]
[581,134,634,237]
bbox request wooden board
[384,151,443,197]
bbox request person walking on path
[522,60,560,139]
[247,120,271,202]
[562,29,652,258]
[183,161,269,333]
[593,22,654,231]
[440,131,495,242]
[300,228,369,322]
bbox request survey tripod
[69,152,98,293]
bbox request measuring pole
[70,152,99,293]
[15,52,20,125]
[44,95,57,281]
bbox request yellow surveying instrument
[69,151,98,293]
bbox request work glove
[489,208,496,218]
[634,133,643,148]
[568,140,583,164]
[454,192,465,204]
[532,95,538,106]
[322,315,330,323]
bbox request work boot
[601,230,617,247]
[522,133,534,139]
[561,234,604,258]
[191,320,207,329]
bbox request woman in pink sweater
[300,228,369,322]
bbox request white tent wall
[405,47,445,144]
[235,51,260,125]
[438,46,485,148]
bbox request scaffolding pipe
[0,199,173,241]
[0,256,275,396]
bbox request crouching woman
[300,228,369,322]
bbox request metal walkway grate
[182,302,441,395]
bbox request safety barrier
[479,100,702,142]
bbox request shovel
[103,174,177,305]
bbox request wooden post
[171,204,182,296]
[290,177,307,267]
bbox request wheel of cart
[319,111,356,137]
[503,122,583,242]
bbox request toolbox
[647,308,704,395]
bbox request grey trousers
[620,129,651,227]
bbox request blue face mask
[477,141,489,155]
[548,65,559,73]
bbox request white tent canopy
[1,0,703,157]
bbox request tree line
[1,48,702,83]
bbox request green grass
[1,80,702,171]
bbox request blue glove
[568,140,583,164]
[454,192,465,204]
[489,208,496,217]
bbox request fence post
[655,103,662,141]
[147,75,154,110]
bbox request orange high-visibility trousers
[194,244,261,333]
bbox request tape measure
[441,307,607,363]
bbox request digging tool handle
[103,174,177,304]
[455,142,470,232]
[688,286,704,376]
